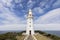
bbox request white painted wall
[26,9,34,35]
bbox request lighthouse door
[29,30,31,35]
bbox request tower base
[26,29,35,35]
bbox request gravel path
[27,35,34,40]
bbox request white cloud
[27,0,35,9]
[35,8,60,24]
[14,0,21,3]
[33,7,44,14]
[0,24,26,30]
[34,24,60,31]
[19,4,23,8]
[0,24,60,31]
[0,8,21,24]
[2,0,12,7]
[0,0,60,31]
[33,8,60,31]
[0,7,60,31]
[39,0,48,8]
[53,0,60,8]
[0,0,26,30]
[0,0,26,24]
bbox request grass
[0,31,26,40]
[34,33,52,40]
[0,32,17,40]
[35,30,60,40]
[0,31,60,40]
[16,35,25,40]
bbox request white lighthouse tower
[26,9,34,35]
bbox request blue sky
[0,0,60,31]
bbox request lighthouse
[26,9,34,35]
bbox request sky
[0,0,60,31]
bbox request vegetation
[35,30,60,40]
[0,31,25,40]
[0,31,60,40]
[16,35,25,40]
[35,34,52,40]
[0,32,17,40]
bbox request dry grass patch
[16,35,25,40]
[34,33,52,40]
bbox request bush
[35,30,60,40]
[0,32,17,40]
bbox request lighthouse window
[29,25,31,27]
[29,22,31,23]
[30,14,31,16]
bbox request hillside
[0,31,60,40]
